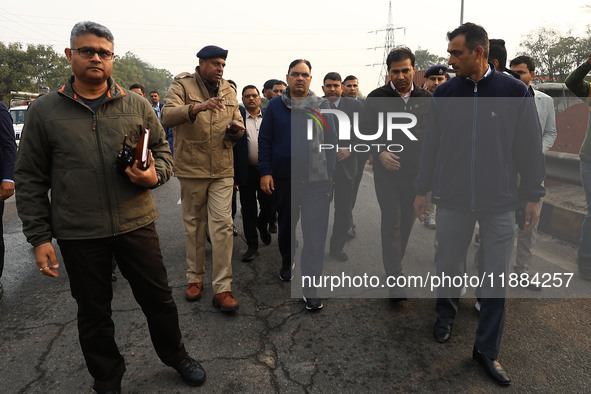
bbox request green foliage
[0,42,69,103]
[414,48,447,71]
[519,26,591,82]
[0,43,173,104]
[112,52,173,96]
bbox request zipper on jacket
[92,114,117,235]
[471,84,478,211]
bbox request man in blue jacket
[259,59,337,311]
[414,23,545,386]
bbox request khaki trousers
[179,177,234,293]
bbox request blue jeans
[580,161,591,263]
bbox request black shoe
[433,319,452,343]
[388,287,407,302]
[241,247,259,262]
[329,249,348,261]
[279,261,294,281]
[96,389,121,394]
[233,225,238,236]
[173,355,206,387]
[347,224,356,238]
[268,221,278,234]
[303,296,323,311]
[472,346,511,386]
[258,226,272,245]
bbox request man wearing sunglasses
[15,21,205,393]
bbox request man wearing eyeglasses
[15,21,206,393]
[162,45,245,313]
[258,59,337,311]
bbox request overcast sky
[1,0,590,96]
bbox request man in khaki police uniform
[163,45,245,312]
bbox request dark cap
[196,45,228,60]
[263,79,279,91]
[424,64,448,78]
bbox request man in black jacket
[322,72,363,261]
[361,47,431,300]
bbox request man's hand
[260,175,274,195]
[35,242,60,277]
[192,97,226,115]
[414,195,427,223]
[125,151,158,188]
[336,148,351,162]
[379,152,401,171]
[0,181,15,202]
[226,120,245,135]
[523,201,540,232]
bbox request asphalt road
[1,167,590,393]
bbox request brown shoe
[212,291,239,312]
[185,282,203,301]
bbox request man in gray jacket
[15,21,205,393]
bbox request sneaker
[279,261,294,281]
[173,355,206,386]
[302,296,323,311]
[424,214,436,229]
[474,301,481,312]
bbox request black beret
[196,45,228,60]
[424,64,448,78]
[263,79,279,91]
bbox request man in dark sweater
[361,46,431,300]
[414,23,545,386]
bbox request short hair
[323,72,342,84]
[149,91,159,96]
[287,59,312,74]
[447,22,489,59]
[343,75,358,84]
[241,85,260,96]
[129,84,145,94]
[273,80,287,88]
[227,79,237,91]
[386,46,415,69]
[70,21,114,47]
[509,55,536,72]
[488,39,507,71]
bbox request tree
[112,52,173,96]
[0,42,70,103]
[519,26,591,82]
[414,48,447,71]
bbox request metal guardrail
[545,151,581,186]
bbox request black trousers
[350,151,369,222]
[329,163,355,253]
[58,223,186,392]
[373,171,417,277]
[239,166,273,247]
